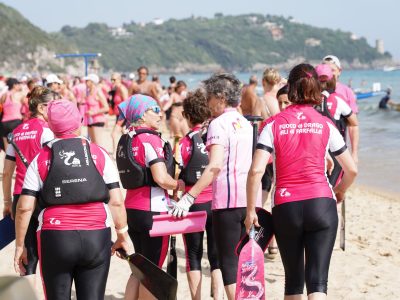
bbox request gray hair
[202,73,242,107]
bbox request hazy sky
[2,0,399,59]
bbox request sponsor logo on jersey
[279,188,291,197]
[61,178,88,184]
[296,112,306,120]
[49,218,61,225]
[59,150,81,167]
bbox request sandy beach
[0,121,399,299]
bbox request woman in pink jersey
[0,78,25,149]
[3,87,57,288]
[84,74,109,146]
[14,99,129,300]
[246,64,358,299]
[116,94,184,300]
[170,73,261,300]
[177,89,223,300]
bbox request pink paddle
[235,226,265,300]
[149,211,207,237]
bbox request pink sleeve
[206,119,227,150]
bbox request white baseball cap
[322,55,342,69]
[46,74,63,85]
[83,74,99,84]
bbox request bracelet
[115,225,129,234]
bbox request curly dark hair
[202,73,242,107]
[288,63,322,105]
[182,88,211,125]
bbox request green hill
[0,3,75,73]
[0,3,392,73]
[57,14,391,72]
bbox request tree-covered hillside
[0,3,392,73]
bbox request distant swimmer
[128,66,159,102]
[379,88,397,109]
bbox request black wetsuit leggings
[38,228,111,300]
[182,201,220,272]
[272,197,338,295]
[126,209,169,268]
[212,207,246,285]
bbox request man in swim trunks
[240,75,265,117]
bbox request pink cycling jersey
[124,127,170,212]
[2,92,22,122]
[336,82,358,114]
[22,137,119,230]
[206,108,261,210]
[86,88,106,124]
[257,105,346,207]
[6,118,54,195]
[177,124,212,204]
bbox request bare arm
[346,114,359,164]
[108,188,129,254]
[245,149,270,232]
[119,85,129,101]
[333,149,358,201]
[150,162,178,190]
[95,90,110,114]
[14,195,36,275]
[188,144,224,197]
[2,159,16,217]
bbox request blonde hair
[262,68,281,86]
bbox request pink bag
[149,211,207,237]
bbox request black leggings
[272,198,338,295]
[38,228,111,300]
[182,201,219,272]
[126,209,169,268]
[212,207,246,285]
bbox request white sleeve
[21,155,42,194]
[143,142,161,166]
[328,122,347,155]
[336,96,352,118]
[40,128,55,146]
[5,144,16,159]
[99,148,120,186]
[257,121,274,153]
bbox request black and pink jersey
[257,105,346,207]
[124,126,170,212]
[322,91,352,121]
[21,136,120,231]
[6,118,54,195]
[177,125,212,204]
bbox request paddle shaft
[7,133,29,168]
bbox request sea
[157,70,400,195]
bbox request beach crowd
[1,54,359,300]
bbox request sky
[2,0,399,59]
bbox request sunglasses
[146,106,161,114]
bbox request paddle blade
[0,216,15,250]
[166,236,177,279]
[125,252,178,300]
[235,208,273,255]
[235,239,265,300]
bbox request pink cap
[47,100,82,136]
[315,64,333,82]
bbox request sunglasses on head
[147,106,161,114]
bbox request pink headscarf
[47,100,82,136]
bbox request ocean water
[157,70,400,194]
